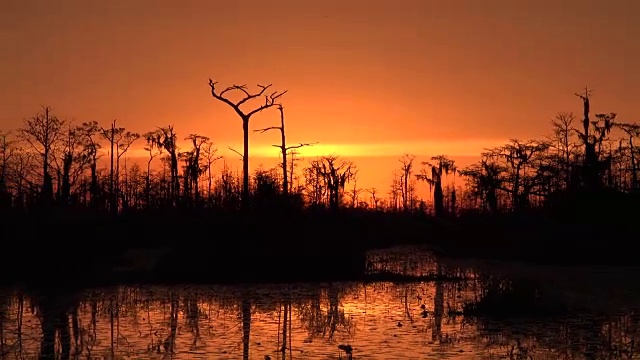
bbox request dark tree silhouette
[1,88,637,219]
[287,149,303,194]
[147,126,179,204]
[549,112,577,190]
[366,188,380,210]
[254,104,314,199]
[5,146,34,209]
[0,86,639,273]
[56,124,98,206]
[78,122,102,208]
[417,155,456,217]
[242,297,251,360]
[618,123,640,190]
[459,155,504,214]
[142,130,163,206]
[19,106,65,206]
[180,134,209,203]
[398,154,416,211]
[101,120,124,213]
[201,142,222,198]
[0,131,14,208]
[574,88,616,191]
[305,156,356,211]
[493,140,550,211]
[347,169,362,208]
[208,78,287,209]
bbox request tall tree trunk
[146,158,152,207]
[89,160,98,208]
[630,136,638,190]
[242,117,250,211]
[41,107,53,206]
[434,180,444,217]
[109,122,116,214]
[281,303,288,355]
[60,154,72,206]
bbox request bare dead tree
[303,159,325,206]
[5,147,36,208]
[115,131,140,208]
[19,106,65,205]
[57,124,96,206]
[493,140,550,210]
[348,170,361,207]
[0,131,14,207]
[143,131,163,205]
[101,122,138,212]
[78,122,102,207]
[574,88,616,191]
[388,171,402,211]
[575,87,593,144]
[549,112,577,189]
[0,131,14,182]
[254,104,315,198]
[287,149,303,194]
[202,142,222,198]
[366,188,380,210]
[208,78,287,209]
[618,123,640,190]
[398,154,416,211]
[101,120,124,212]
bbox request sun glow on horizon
[121,138,509,160]
[249,139,510,158]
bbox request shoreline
[1,207,637,288]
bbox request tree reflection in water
[0,290,7,357]
[0,269,638,358]
[184,295,201,351]
[296,284,354,343]
[31,290,76,360]
[242,295,250,360]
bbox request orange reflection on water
[1,283,473,359]
[1,268,640,359]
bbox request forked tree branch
[209,79,287,119]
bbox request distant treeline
[0,86,637,218]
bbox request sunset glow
[249,139,511,158]
[1,0,639,192]
[1,3,640,360]
[125,138,509,160]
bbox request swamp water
[1,246,640,359]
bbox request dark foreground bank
[1,204,638,287]
[1,207,451,287]
[433,211,639,266]
[1,207,392,287]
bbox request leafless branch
[285,142,318,150]
[270,142,318,150]
[254,126,281,134]
[226,146,243,159]
[208,79,287,119]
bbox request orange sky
[1,0,639,193]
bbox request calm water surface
[2,247,640,359]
